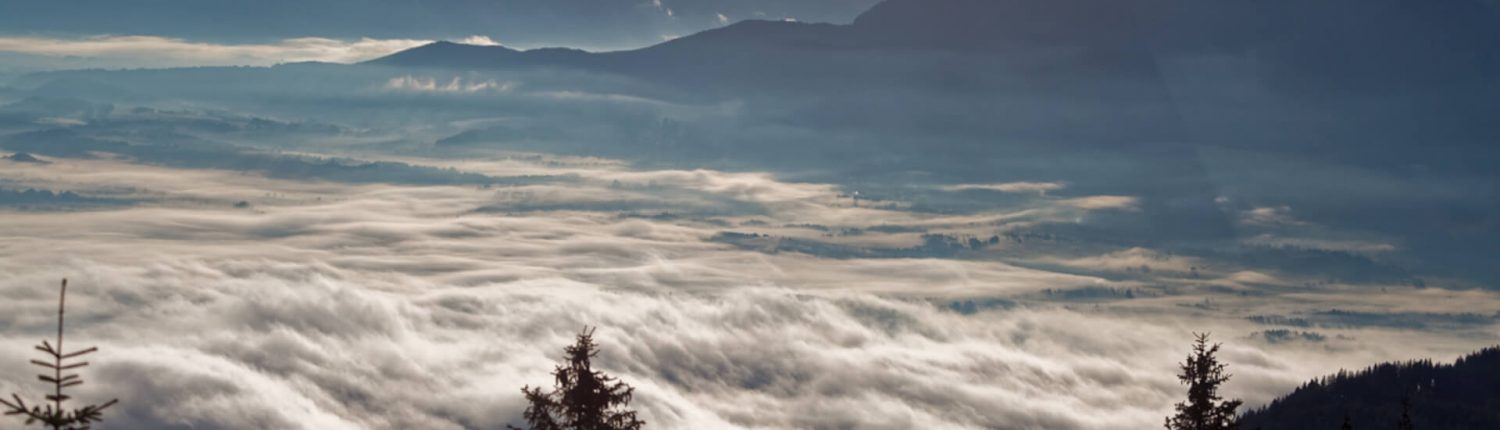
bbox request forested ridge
[1240,348,1500,430]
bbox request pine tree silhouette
[1340,412,1354,430]
[1165,333,1242,430]
[1,279,118,430]
[1396,397,1414,430]
[511,327,645,430]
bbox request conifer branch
[3,279,119,430]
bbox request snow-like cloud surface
[0,156,1496,429]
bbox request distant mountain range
[1240,347,1500,430]
[371,0,1500,94]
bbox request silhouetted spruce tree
[1396,397,1413,430]
[1340,413,1353,430]
[1165,333,1242,430]
[1,279,118,430]
[511,327,644,430]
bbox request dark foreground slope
[1240,348,1500,430]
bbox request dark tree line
[1239,346,1500,429]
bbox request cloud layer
[2,153,1497,429]
[0,35,451,68]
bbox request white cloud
[941,181,1066,195]
[0,35,432,68]
[384,75,514,93]
[1234,206,1398,253]
[0,155,1494,429]
[455,35,503,46]
[1032,247,1203,276]
[1240,205,1303,226]
[36,117,88,127]
[650,0,673,17]
[1058,195,1138,211]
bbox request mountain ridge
[1240,347,1500,430]
[369,0,1500,94]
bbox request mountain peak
[4,152,48,164]
[366,40,520,68]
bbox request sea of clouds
[1,154,1497,429]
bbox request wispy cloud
[1239,206,1304,227]
[385,75,514,93]
[1243,234,1398,254]
[650,0,674,18]
[1058,195,1138,211]
[0,35,487,68]
[455,35,503,46]
[941,181,1066,195]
